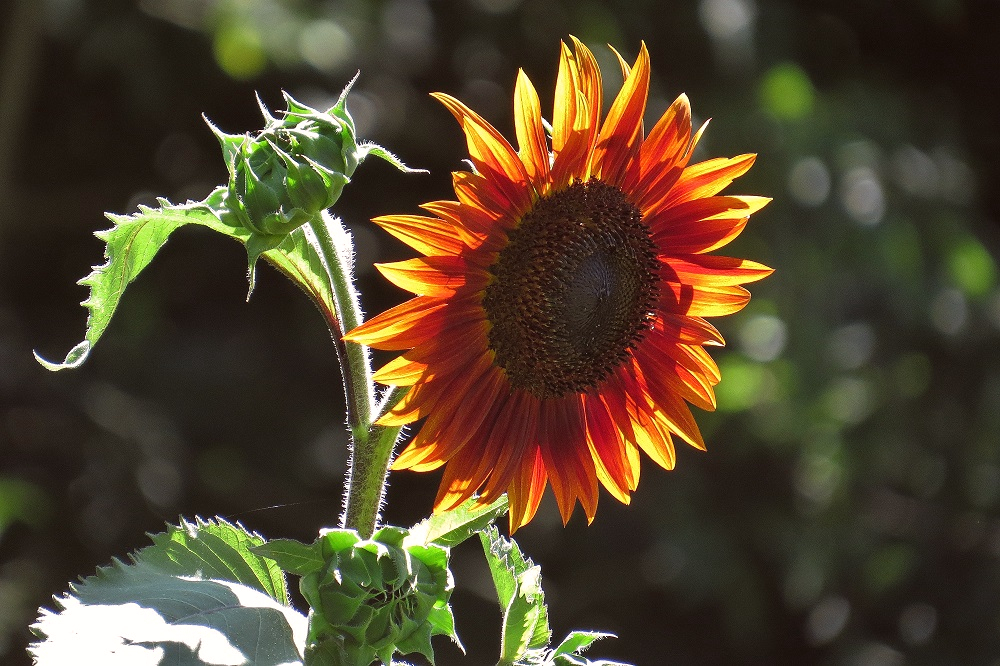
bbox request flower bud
[210,91,361,237]
[300,527,456,665]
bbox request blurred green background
[2,0,1000,664]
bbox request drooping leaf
[37,85,421,373]
[404,495,509,548]
[34,188,246,371]
[29,517,306,665]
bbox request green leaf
[37,86,421,374]
[501,564,547,663]
[551,631,616,658]
[512,631,630,666]
[29,518,306,665]
[252,538,326,577]
[404,495,509,548]
[34,190,346,373]
[480,526,551,665]
[141,516,289,605]
[357,142,427,174]
[34,188,247,371]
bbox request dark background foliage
[2,0,1000,664]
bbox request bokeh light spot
[759,63,814,120]
[738,314,788,362]
[299,20,354,74]
[840,167,885,226]
[947,234,996,298]
[807,595,850,645]
[826,322,875,370]
[699,0,756,40]
[213,23,267,80]
[930,287,968,335]
[898,602,937,646]
[716,356,776,411]
[787,156,831,207]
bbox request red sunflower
[345,37,772,531]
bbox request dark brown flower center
[482,179,659,399]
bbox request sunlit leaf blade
[30,563,306,666]
[29,517,306,665]
[251,538,325,577]
[141,517,289,605]
[33,188,248,371]
[263,221,342,326]
[501,564,546,663]
[33,189,346,372]
[357,142,428,174]
[404,495,509,548]
[550,632,616,658]
[480,526,551,664]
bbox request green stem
[308,212,408,538]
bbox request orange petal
[655,314,726,347]
[433,390,513,511]
[653,216,749,255]
[593,42,650,187]
[539,396,598,524]
[678,343,722,384]
[636,94,693,181]
[634,342,717,412]
[660,255,774,287]
[419,199,494,240]
[345,296,448,349]
[659,282,752,317]
[513,69,551,193]
[508,445,547,533]
[632,414,677,471]
[453,170,519,223]
[393,366,506,471]
[372,355,427,386]
[652,195,770,228]
[614,364,679,470]
[583,392,633,503]
[380,349,494,426]
[478,392,540,506]
[373,315,488,385]
[659,154,758,210]
[649,391,706,451]
[376,255,489,297]
[372,214,467,256]
[634,119,710,213]
[550,38,602,188]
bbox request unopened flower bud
[210,91,361,237]
[300,527,456,665]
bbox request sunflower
[345,37,772,531]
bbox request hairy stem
[308,212,407,538]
